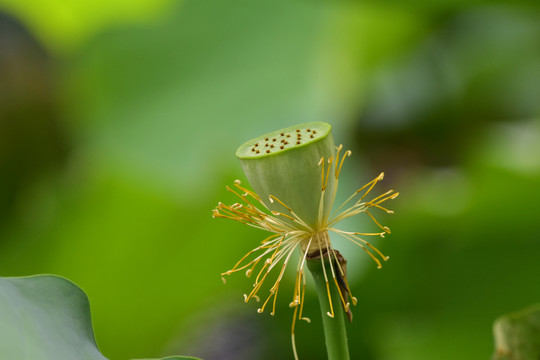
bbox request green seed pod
[236,122,336,230]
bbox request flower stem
[306,253,350,360]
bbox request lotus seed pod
[236,122,336,229]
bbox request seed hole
[266,150,270,153]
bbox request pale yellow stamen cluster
[213,145,398,360]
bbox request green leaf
[492,304,540,360]
[0,275,199,360]
[133,358,200,360]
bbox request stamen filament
[365,210,391,233]
[330,248,357,306]
[324,239,349,310]
[318,243,335,318]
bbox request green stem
[306,255,350,360]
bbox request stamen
[360,172,384,201]
[271,211,297,222]
[268,195,314,232]
[369,189,397,205]
[336,150,351,179]
[269,195,292,212]
[324,238,349,311]
[345,231,387,237]
[259,290,274,314]
[298,271,308,320]
[370,203,394,213]
[227,186,263,213]
[365,210,391,233]
[328,174,396,227]
[249,238,298,309]
[322,156,334,191]
[233,182,262,201]
[332,173,383,220]
[223,234,281,275]
[319,156,325,190]
[291,306,300,360]
[292,238,312,323]
[330,229,385,269]
[271,284,280,315]
[317,183,326,226]
[318,244,335,318]
[329,248,356,308]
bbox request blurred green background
[1,1,540,359]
